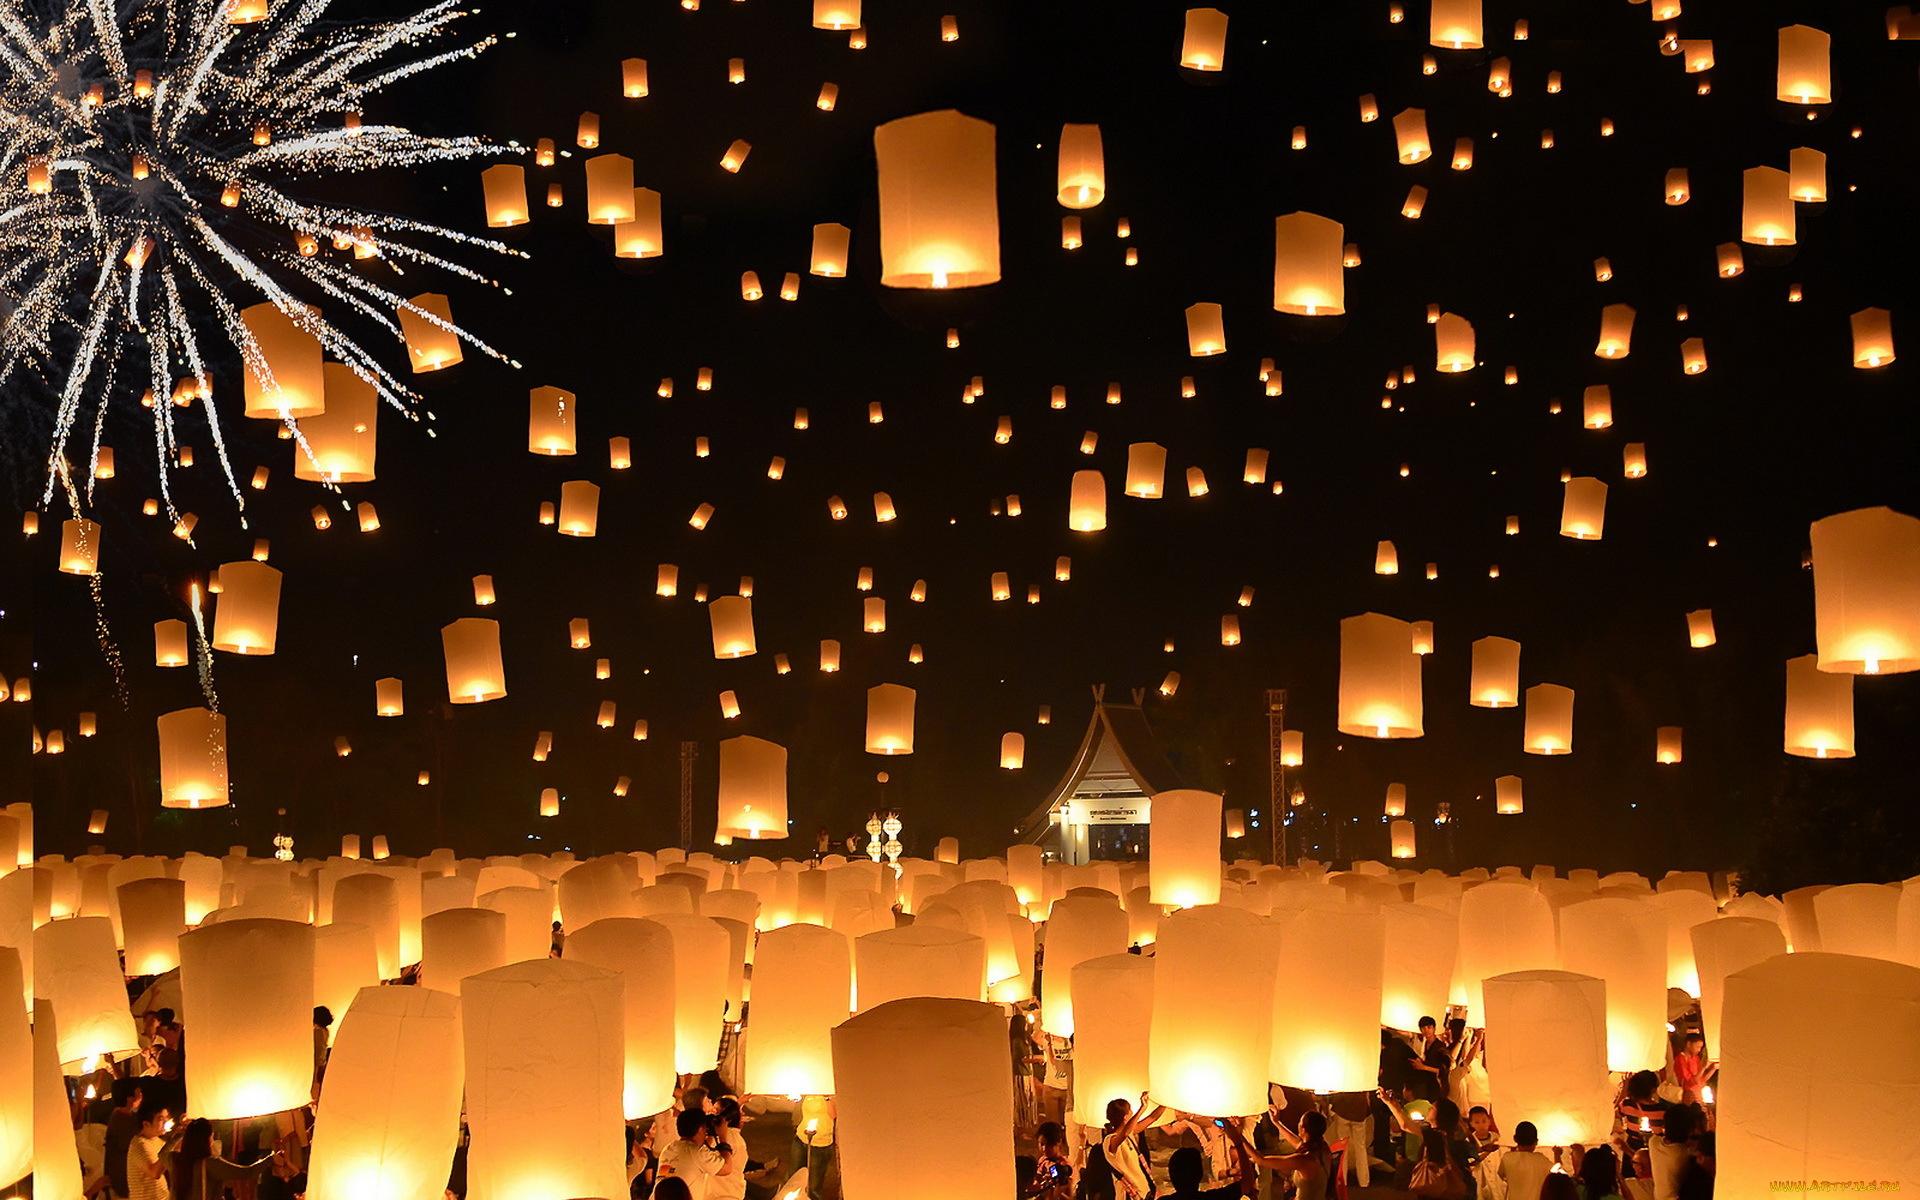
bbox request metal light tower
[1266,688,1289,866]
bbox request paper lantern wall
[1784,653,1854,758]
[1719,954,1920,1196]
[873,110,1000,289]
[833,998,1015,1200]
[463,959,627,1200]
[1483,970,1615,1145]
[1270,909,1384,1092]
[306,987,463,1200]
[743,923,850,1096]
[442,618,506,704]
[1338,613,1424,737]
[565,918,679,1119]
[1810,507,1920,675]
[1070,952,1154,1126]
[179,918,316,1119]
[1150,905,1277,1116]
[717,735,788,839]
[158,707,229,808]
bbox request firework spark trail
[0,0,514,515]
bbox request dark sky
[5,0,1920,872]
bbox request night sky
[5,0,1919,875]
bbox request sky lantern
[211,560,281,654]
[1070,953,1152,1124]
[708,595,758,658]
[874,110,1000,288]
[1624,443,1648,478]
[1385,782,1407,817]
[813,0,859,28]
[810,223,851,276]
[620,57,649,96]
[1057,123,1105,208]
[864,597,887,631]
[397,293,461,372]
[866,684,916,753]
[1681,337,1709,374]
[1560,899,1669,1071]
[155,620,189,667]
[1272,212,1345,315]
[528,385,576,455]
[999,733,1025,769]
[1851,309,1895,367]
[1691,918,1787,1057]
[564,919,677,1119]
[294,364,378,483]
[1656,725,1685,764]
[656,565,678,597]
[57,518,99,575]
[1125,443,1167,498]
[1742,167,1795,245]
[576,111,599,148]
[1560,477,1608,539]
[1484,971,1615,1145]
[1811,507,1920,674]
[1686,609,1717,648]
[1776,25,1832,103]
[441,618,506,704]
[1149,790,1222,907]
[305,988,463,1200]
[1389,819,1416,858]
[1719,955,1920,1195]
[1429,0,1482,47]
[855,925,984,1010]
[1583,385,1613,428]
[1151,906,1277,1116]
[613,189,663,258]
[1179,8,1228,70]
[179,918,316,1119]
[1495,774,1524,814]
[1338,613,1424,738]
[0,950,27,1184]
[1184,302,1226,355]
[1595,303,1635,358]
[1790,147,1827,201]
[480,164,528,227]
[240,302,326,418]
[717,736,788,839]
[558,480,600,536]
[463,960,626,1200]
[33,917,140,1066]
[821,639,842,671]
[1665,168,1691,204]
[745,923,849,1096]
[1716,242,1745,278]
[375,677,404,717]
[1219,615,1239,645]
[1375,540,1399,575]
[1270,909,1384,1092]
[1434,312,1474,371]
[1523,683,1575,754]
[158,707,229,807]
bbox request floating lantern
[999,733,1025,769]
[1057,124,1105,208]
[1159,671,1180,697]
[463,960,626,1200]
[1219,615,1239,645]
[1495,774,1524,814]
[620,57,649,97]
[1624,443,1648,478]
[708,596,758,659]
[33,916,141,1066]
[1560,899,1669,1071]
[1125,443,1167,498]
[1358,94,1379,122]
[1682,337,1708,373]
[1790,147,1827,202]
[874,110,999,288]
[1280,729,1303,766]
[810,223,852,277]
[1851,309,1895,368]
[528,386,576,456]
[1434,312,1474,371]
[612,189,664,258]
[1776,25,1832,104]
[1393,108,1432,164]
[1150,790,1222,907]
[1338,613,1424,737]
[1385,783,1408,817]
[1071,953,1153,1125]
[717,736,787,838]
[559,480,600,537]
[720,139,751,172]
[656,565,679,597]
[240,302,326,418]
[1811,507,1920,674]
[398,293,461,372]
[294,364,378,483]
[575,111,600,149]
[441,619,506,704]
[1390,819,1416,858]
[1375,540,1399,575]
[1742,167,1795,245]
[866,684,916,754]
[1523,684,1575,754]
[57,518,100,575]
[211,560,281,655]
[718,691,741,720]
[1185,303,1226,355]
[1180,8,1228,70]
[1560,477,1608,539]
[180,918,316,1118]
[1665,168,1691,204]
[740,271,763,300]
[864,597,887,631]
[745,924,849,1096]
[1484,971,1615,1145]
[816,83,839,111]
[1430,0,1482,47]
[1271,909,1385,1091]
[1451,138,1474,170]
[158,707,228,808]
[305,988,464,1200]
[821,640,842,671]
[1595,303,1635,358]
[1690,918,1787,1056]
[814,0,859,28]
[419,908,506,998]
[1150,906,1277,1115]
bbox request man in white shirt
[656,1108,738,1200]
[1498,1120,1551,1200]
[126,1104,175,1200]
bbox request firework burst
[0,0,517,519]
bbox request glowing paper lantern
[1150,906,1277,1115]
[1338,613,1424,737]
[1559,899,1667,1070]
[1691,917,1787,1055]
[1815,883,1903,961]
[57,518,99,575]
[481,163,528,227]
[463,960,626,1200]
[1393,108,1432,163]
[1434,312,1474,371]
[1470,636,1521,707]
[1124,443,1167,499]
[1179,8,1228,70]
[1149,790,1222,908]
[158,707,229,808]
[583,154,635,224]
[1742,167,1795,246]
[833,999,1014,1199]
[743,923,850,1096]
[1457,881,1558,1016]
[1491,774,1524,815]
[118,877,186,976]
[648,913,729,1073]
[1684,609,1717,648]
[1070,952,1153,1125]
[1811,507,1920,674]
[1430,0,1483,48]
[32,916,139,1066]
[1852,309,1895,368]
[1056,123,1104,208]
[1389,819,1416,859]
[1655,726,1683,764]
[179,918,315,1118]
[814,0,859,29]
[1270,909,1384,1091]
[874,110,999,289]
[1523,683,1575,755]
[0,949,27,1184]
[1039,897,1129,1036]
[612,189,663,258]
[810,223,852,276]
[1381,903,1458,1030]
[1595,303,1635,358]
[296,363,378,482]
[1069,469,1107,531]
[866,684,916,754]
[1682,337,1708,374]
[306,987,463,1200]
[1718,954,1920,1195]
[564,918,677,1119]
[441,618,506,704]
[855,925,984,1010]
[1560,476,1608,539]
[240,301,326,418]
[717,736,788,839]
[1776,24,1832,104]
[999,733,1025,770]
[419,908,506,998]
[397,293,461,372]
[1375,540,1399,574]
[1483,970,1614,1145]
[211,560,281,654]
[155,619,189,666]
[708,596,757,659]
[1272,212,1345,315]
[528,386,576,456]
[1790,147,1827,202]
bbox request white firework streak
[0,0,517,515]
